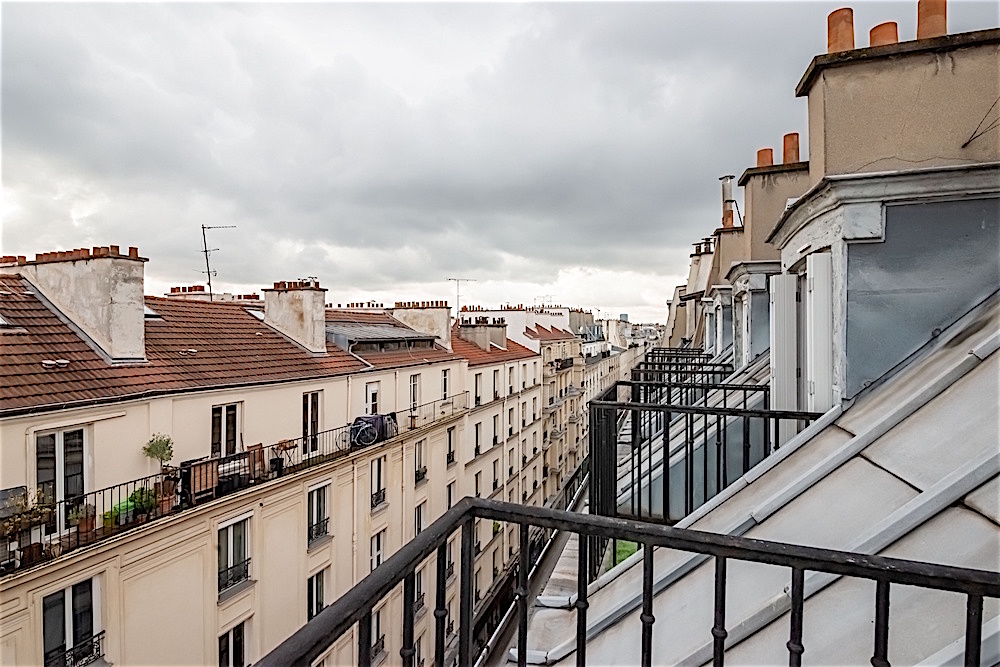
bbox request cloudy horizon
[3,1,997,322]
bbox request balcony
[308,517,329,542]
[474,444,481,457]
[568,413,581,423]
[258,497,1000,667]
[371,634,385,659]
[0,393,472,575]
[446,451,455,466]
[371,488,386,510]
[414,591,425,612]
[492,435,499,447]
[44,630,106,667]
[218,557,251,593]
[555,357,574,372]
[446,561,455,580]
[414,466,427,484]
[566,385,582,397]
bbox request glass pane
[317,488,325,520]
[63,430,84,500]
[211,408,222,457]
[310,393,319,441]
[308,491,315,524]
[232,521,246,563]
[36,433,57,504]
[233,623,244,667]
[225,405,237,456]
[71,579,93,645]
[43,589,66,656]
[302,394,309,446]
[218,528,229,571]
[307,577,314,619]
[317,571,323,609]
[218,633,229,667]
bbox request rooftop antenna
[447,277,476,318]
[201,224,236,300]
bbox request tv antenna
[447,277,476,317]
[201,224,236,300]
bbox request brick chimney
[390,301,452,351]
[263,279,328,354]
[720,175,736,228]
[0,246,147,362]
[458,316,508,351]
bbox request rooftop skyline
[3,1,997,322]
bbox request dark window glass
[211,407,222,457]
[36,433,56,505]
[225,405,237,456]
[71,579,93,646]
[43,589,65,658]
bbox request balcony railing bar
[218,557,251,593]
[308,517,329,542]
[43,630,106,667]
[258,497,1000,667]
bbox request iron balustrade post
[401,572,416,667]
[631,383,640,517]
[640,545,655,667]
[787,567,805,667]
[964,594,983,667]
[359,608,373,667]
[459,517,474,666]
[871,578,890,667]
[517,523,530,667]
[662,411,670,523]
[434,543,447,667]
[712,556,728,667]
[742,415,751,475]
[576,536,589,667]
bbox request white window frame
[415,502,425,536]
[307,569,326,620]
[218,513,252,591]
[307,484,329,541]
[365,382,380,416]
[211,402,242,457]
[34,426,88,534]
[441,369,450,400]
[371,456,386,495]
[409,374,420,411]
[41,575,102,664]
[302,391,322,455]
[370,529,386,572]
[218,619,247,667]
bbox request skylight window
[143,305,161,319]
[246,308,265,321]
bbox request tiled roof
[450,325,539,367]
[525,325,576,341]
[0,275,369,416]
[325,309,401,326]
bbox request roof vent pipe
[917,0,946,39]
[756,148,774,167]
[782,133,800,164]
[827,8,855,53]
[870,21,899,46]
[719,175,735,228]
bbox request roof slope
[524,293,1000,665]
[525,325,576,341]
[0,275,367,415]
[451,325,538,367]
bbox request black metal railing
[43,630,106,667]
[371,488,386,509]
[258,497,1000,667]
[1,393,471,575]
[414,591,425,612]
[446,451,456,465]
[308,517,330,542]
[590,381,820,525]
[415,466,427,484]
[372,634,386,657]
[218,557,251,593]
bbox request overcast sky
[3,1,997,322]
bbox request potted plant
[68,503,96,535]
[143,434,176,514]
[129,488,157,524]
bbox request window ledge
[307,534,333,552]
[371,502,389,516]
[218,578,256,605]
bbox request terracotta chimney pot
[756,148,774,167]
[869,21,899,46]
[827,8,855,53]
[783,133,800,164]
[917,0,946,39]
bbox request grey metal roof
[324,322,434,343]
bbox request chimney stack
[263,279,327,353]
[827,8,855,53]
[756,148,774,167]
[782,133,800,164]
[869,21,899,46]
[389,301,453,351]
[917,0,946,39]
[0,246,147,362]
[719,175,736,228]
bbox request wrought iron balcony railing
[218,557,251,593]
[371,488,386,510]
[44,630,106,667]
[414,466,427,484]
[257,497,1000,667]
[308,517,329,542]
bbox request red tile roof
[524,325,576,341]
[0,275,372,416]
[355,346,459,370]
[450,325,539,367]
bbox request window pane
[36,433,57,505]
[302,394,309,445]
[232,521,246,563]
[225,405,238,456]
[63,430,84,500]
[233,623,244,667]
[219,633,229,667]
[212,407,222,457]
[43,589,66,657]
[218,528,229,571]
[71,579,93,645]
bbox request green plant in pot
[129,488,157,522]
[143,433,177,514]
[68,503,96,534]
